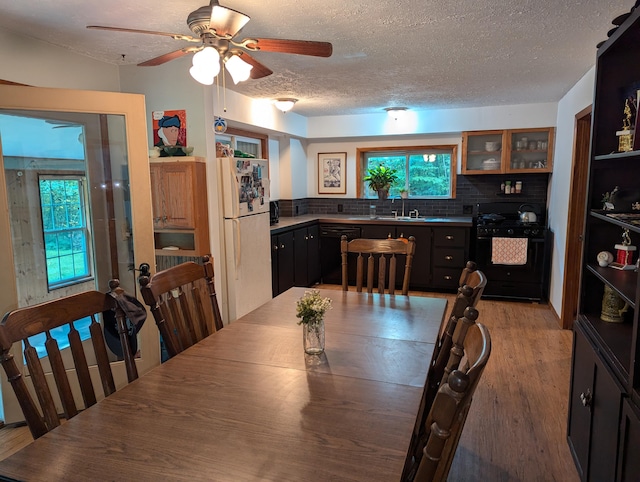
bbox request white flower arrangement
[296,289,332,325]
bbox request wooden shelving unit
[567,8,640,480]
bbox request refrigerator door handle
[232,218,241,278]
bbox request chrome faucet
[409,209,420,218]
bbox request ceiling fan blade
[87,25,199,42]
[209,3,250,37]
[138,49,192,67]
[233,51,273,79]
[242,38,332,57]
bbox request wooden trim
[0,80,29,86]
[224,127,269,160]
[356,145,458,199]
[560,105,592,330]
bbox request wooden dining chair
[138,255,223,359]
[0,284,138,439]
[340,235,416,295]
[403,305,480,480]
[431,267,486,386]
[413,322,492,482]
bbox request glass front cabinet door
[506,127,554,173]
[461,130,506,174]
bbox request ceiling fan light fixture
[192,46,220,67]
[189,64,215,85]
[225,54,253,84]
[190,47,221,84]
[274,98,298,113]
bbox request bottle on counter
[369,205,376,219]
[500,181,505,193]
[505,181,512,194]
[515,181,522,194]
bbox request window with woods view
[362,147,456,199]
[39,176,91,289]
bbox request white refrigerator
[218,157,272,322]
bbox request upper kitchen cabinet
[462,128,554,174]
[461,130,506,174]
[150,156,210,256]
[506,128,554,173]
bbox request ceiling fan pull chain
[222,64,227,112]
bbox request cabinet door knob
[305,235,309,240]
[445,255,453,261]
[280,244,285,249]
[444,275,453,280]
[580,389,592,408]
[309,235,314,239]
[445,235,454,240]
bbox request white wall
[0,27,119,91]
[547,67,596,316]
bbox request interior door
[0,85,159,424]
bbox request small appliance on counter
[269,200,280,225]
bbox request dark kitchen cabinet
[618,399,640,482]
[567,8,640,481]
[431,226,469,289]
[294,225,321,288]
[271,231,294,297]
[567,321,623,481]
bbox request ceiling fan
[87,0,333,84]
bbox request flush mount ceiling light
[384,107,408,120]
[274,98,298,113]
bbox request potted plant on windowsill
[364,165,398,200]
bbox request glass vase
[303,318,325,355]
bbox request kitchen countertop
[271,214,473,233]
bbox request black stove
[473,202,551,302]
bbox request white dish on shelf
[482,158,500,170]
[162,246,180,251]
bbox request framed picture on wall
[318,152,347,194]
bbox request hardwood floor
[0,289,578,481]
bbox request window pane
[365,155,405,198]
[46,257,61,283]
[408,153,452,198]
[39,177,90,287]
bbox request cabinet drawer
[433,228,467,247]
[431,267,461,288]
[432,247,465,268]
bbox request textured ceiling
[0,0,633,117]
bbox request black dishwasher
[320,225,361,284]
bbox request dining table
[0,287,447,482]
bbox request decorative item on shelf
[216,142,233,157]
[363,164,398,200]
[149,146,161,158]
[600,284,629,323]
[597,251,614,267]
[400,188,409,199]
[213,116,227,133]
[485,141,500,152]
[601,185,619,210]
[296,289,332,355]
[616,98,635,152]
[610,228,637,270]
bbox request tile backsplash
[278,174,549,218]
